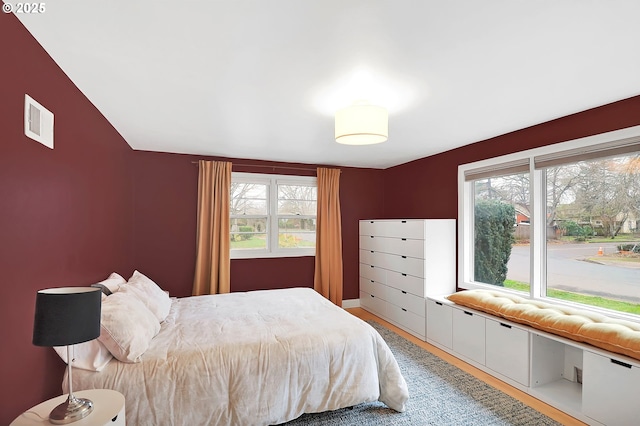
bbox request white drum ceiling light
[335,101,388,145]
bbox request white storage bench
[427,289,640,426]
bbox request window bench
[447,289,640,362]
[426,290,640,425]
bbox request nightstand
[11,389,125,426]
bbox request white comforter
[69,287,409,425]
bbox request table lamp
[32,287,102,424]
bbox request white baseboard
[342,298,360,309]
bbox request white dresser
[359,219,456,340]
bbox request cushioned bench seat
[447,289,640,362]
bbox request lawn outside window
[458,125,640,319]
[230,172,317,259]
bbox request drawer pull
[370,280,374,283]
[370,265,374,268]
[370,235,374,238]
[611,359,632,369]
[401,238,407,241]
[401,308,407,312]
[435,301,443,306]
[500,322,512,329]
[111,415,119,422]
[401,290,407,294]
[370,221,374,223]
[401,255,407,259]
[463,311,473,316]
[401,273,407,276]
[370,294,375,298]
[401,220,407,223]
[370,250,374,253]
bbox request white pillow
[98,292,161,363]
[120,270,171,322]
[54,340,113,371]
[52,273,126,369]
[92,272,127,296]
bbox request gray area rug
[284,321,560,425]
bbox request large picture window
[459,126,640,318]
[230,173,316,258]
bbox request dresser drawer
[385,287,425,317]
[382,236,424,258]
[360,235,424,258]
[485,318,530,386]
[360,291,387,317]
[360,219,425,239]
[386,270,425,297]
[387,303,425,337]
[379,220,425,239]
[426,298,452,349]
[359,263,386,283]
[381,253,425,278]
[359,220,376,236]
[360,249,392,269]
[359,234,377,251]
[359,277,386,299]
[452,307,486,365]
[583,351,640,425]
[359,249,375,265]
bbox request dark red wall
[4,8,640,426]
[131,151,385,299]
[0,14,134,424]
[383,95,640,219]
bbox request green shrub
[474,200,515,286]
[560,221,593,241]
[561,220,581,236]
[235,226,254,241]
[617,243,640,253]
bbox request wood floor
[346,307,586,426]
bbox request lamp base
[49,394,94,424]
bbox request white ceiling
[12,1,640,168]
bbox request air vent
[24,94,54,149]
[28,103,41,135]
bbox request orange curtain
[313,167,343,306]
[192,160,232,295]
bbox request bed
[67,286,409,425]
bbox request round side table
[11,389,125,426]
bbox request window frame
[458,124,640,320]
[230,172,317,259]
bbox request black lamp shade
[33,287,102,347]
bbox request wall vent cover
[24,94,54,149]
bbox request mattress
[68,287,409,425]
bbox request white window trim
[458,124,640,320]
[230,172,317,259]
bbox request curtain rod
[191,161,317,172]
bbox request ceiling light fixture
[335,101,388,145]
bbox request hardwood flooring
[346,307,586,426]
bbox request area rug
[284,321,560,425]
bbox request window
[459,126,640,318]
[230,173,316,258]
[471,167,531,293]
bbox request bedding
[67,287,409,425]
